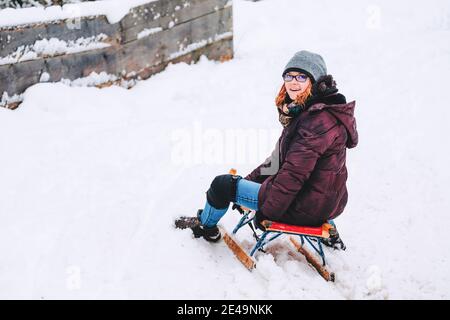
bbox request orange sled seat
[261,220,335,238]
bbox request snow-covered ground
[1,0,449,299]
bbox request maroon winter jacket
[245,80,358,227]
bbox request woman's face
[284,71,312,101]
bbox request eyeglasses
[283,73,308,83]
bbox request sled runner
[224,206,336,282]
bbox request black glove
[254,210,268,231]
[232,203,245,214]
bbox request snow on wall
[0,34,110,65]
[0,91,22,108]
[136,27,162,39]
[60,71,136,89]
[169,31,233,60]
[0,0,157,28]
[60,71,118,87]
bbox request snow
[60,71,118,88]
[137,27,162,39]
[1,0,450,299]
[169,32,233,60]
[365,265,388,299]
[0,34,110,66]
[39,72,50,83]
[0,91,22,107]
[0,0,157,28]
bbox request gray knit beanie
[282,50,327,83]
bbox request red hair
[275,82,312,108]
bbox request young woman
[178,50,358,243]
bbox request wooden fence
[0,0,233,108]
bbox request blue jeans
[200,179,261,227]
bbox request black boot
[192,209,221,242]
[174,209,221,243]
[191,223,221,242]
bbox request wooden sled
[221,212,336,282]
[221,168,337,281]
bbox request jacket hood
[306,75,358,148]
[309,100,358,148]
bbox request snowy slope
[1,0,449,299]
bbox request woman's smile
[283,71,312,100]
